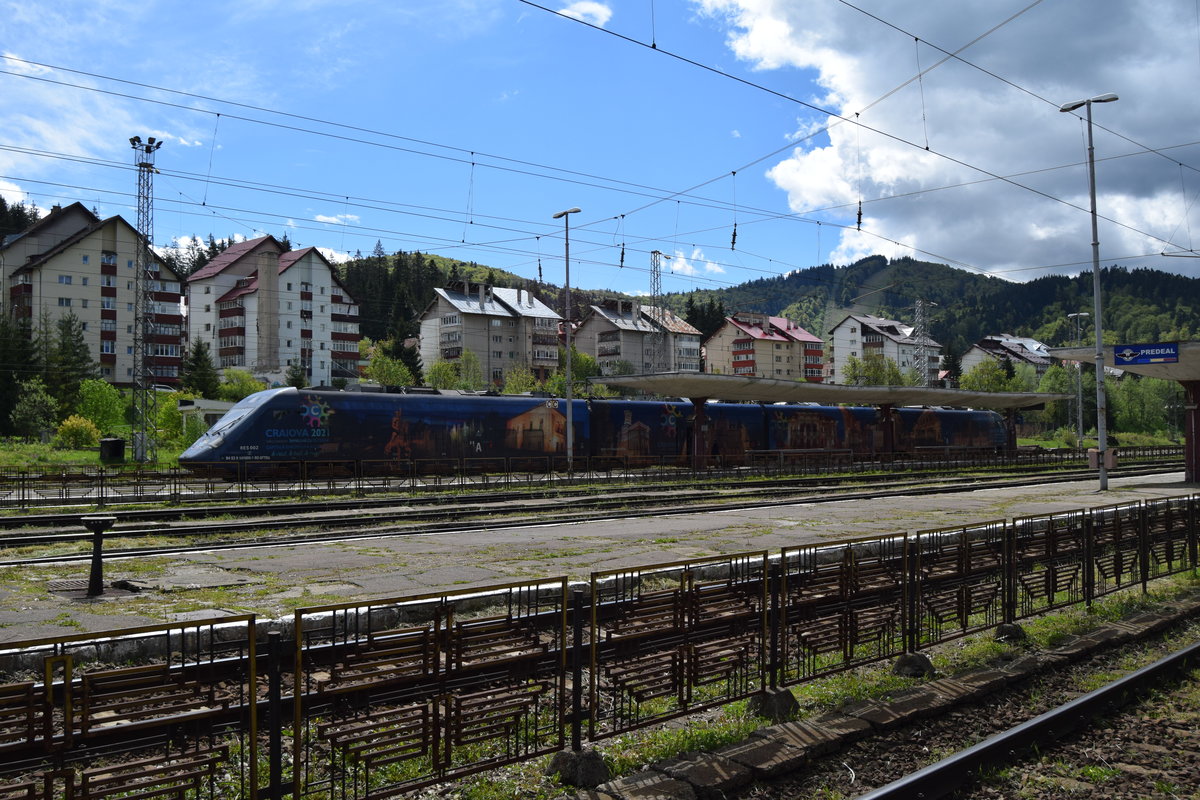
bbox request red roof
[728,315,821,345]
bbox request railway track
[0,463,1180,566]
[731,599,1200,800]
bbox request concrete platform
[0,471,1191,643]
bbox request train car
[180,387,1008,470]
[179,388,588,464]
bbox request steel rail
[857,639,1200,800]
[0,466,1181,567]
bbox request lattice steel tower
[649,249,669,372]
[912,298,936,387]
[130,135,163,462]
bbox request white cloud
[559,1,612,27]
[696,0,1200,278]
[670,247,726,277]
[315,213,361,225]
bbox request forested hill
[670,255,1200,355]
[159,227,1200,357]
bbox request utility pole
[130,136,162,463]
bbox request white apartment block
[826,313,942,385]
[1,202,185,387]
[418,283,561,386]
[187,235,361,386]
[704,311,824,381]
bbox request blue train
[178,387,1007,468]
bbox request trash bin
[1087,448,1117,469]
[99,438,126,464]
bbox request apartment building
[187,235,361,385]
[704,311,824,381]
[961,334,1052,381]
[417,283,561,385]
[1,202,185,386]
[574,299,703,375]
[826,313,941,385]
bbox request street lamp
[1067,312,1089,444]
[1060,93,1118,490]
[553,207,581,472]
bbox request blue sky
[4,0,1200,303]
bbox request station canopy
[592,373,1067,410]
[1050,342,1200,382]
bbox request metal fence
[0,446,1183,510]
[0,496,1196,798]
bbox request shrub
[54,415,101,449]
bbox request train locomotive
[178,387,1008,469]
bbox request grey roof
[587,304,657,333]
[594,372,1067,410]
[434,287,559,319]
[642,306,702,336]
[490,287,560,318]
[835,313,940,348]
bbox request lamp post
[1060,93,1118,490]
[1067,311,1089,444]
[553,207,581,473]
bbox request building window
[81,255,89,265]
[101,275,115,287]
[100,341,114,354]
[80,299,88,309]
[127,303,134,312]
[58,275,72,284]
[81,277,88,286]
[493,351,503,359]
[57,297,71,307]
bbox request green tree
[76,379,125,434]
[425,360,460,389]
[49,312,97,413]
[501,365,540,394]
[180,341,221,398]
[54,415,101,449]
[364,342,415,387]
[10,378,58,441]
[960,359,1025,393]
[941,349,963,384]
[217,369,267,402]
[842,354,912,386]
[457,350,485,391]
[0,314,36,436]
[154,391,196,446]
[285,362,309,389]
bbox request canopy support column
[689,397,710,470]
[1003,409,1018,452]
[879,404,896,457]
[1184,381,1200,483]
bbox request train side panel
[180,390,586,464]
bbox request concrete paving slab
[0,472,1190,642]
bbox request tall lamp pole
[553,207,581,472]
[1067,311,1089,444]
[1060,93,1118,490]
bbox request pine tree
[0,315,36,436]
[180,341,221,398]
[50,313,98,414]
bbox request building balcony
[441,347,462,359]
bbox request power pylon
[130,135,162,462]
[649,249,670,372]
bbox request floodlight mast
[130,135,163,463]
